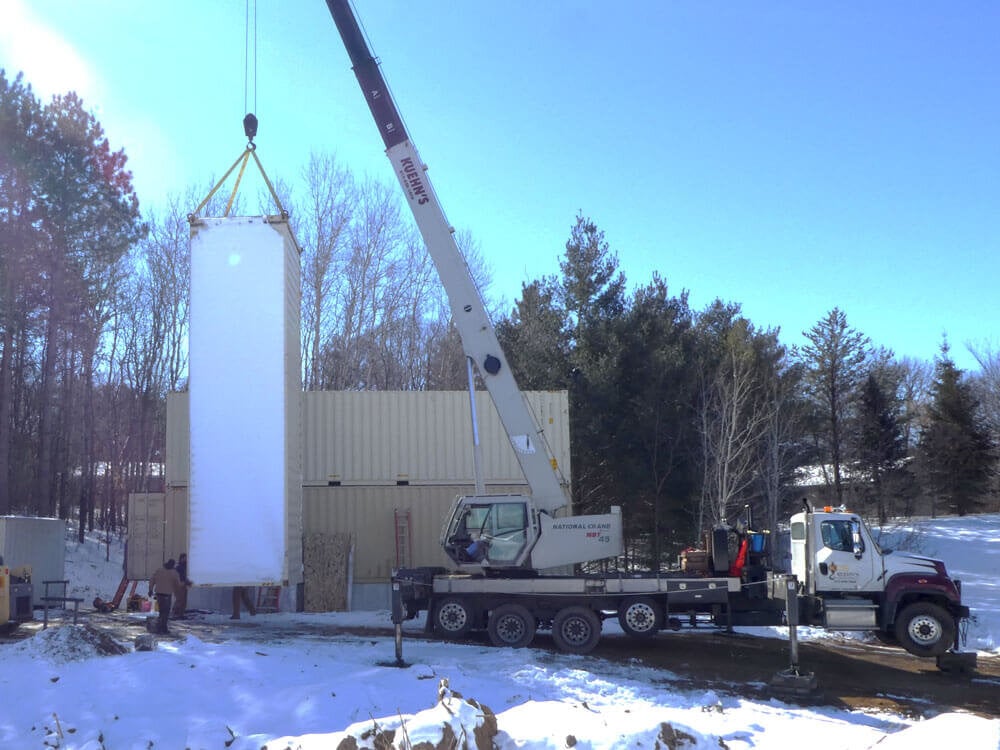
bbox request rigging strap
[188,123,288,221]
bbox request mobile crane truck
[322,0,973,670]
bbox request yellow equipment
[0,566,8,623]
[1,564,33,624]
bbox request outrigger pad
[769,668,819,697]
[936,651,977,674]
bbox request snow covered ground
[1,515,998,749]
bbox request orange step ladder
[256,586,281,613]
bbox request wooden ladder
[394,508,412,569]
[256,586,281,613]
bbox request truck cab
[789,506,969,657]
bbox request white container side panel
[0,516,66,606]
[302,484,526,582]
[284,227,304,588]
[302,390,570,486]
[188,217,301,586]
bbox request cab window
[820,520,854,552]
[485,502,529,563]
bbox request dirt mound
[14,623,129,663]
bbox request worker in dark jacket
[171,553,192,619]
[148,559,181,634]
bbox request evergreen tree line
[496,216,997,567]
[1,72,997,559]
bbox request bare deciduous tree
[698,321,771,529]
[294,152,353,390]
[757,356,805,540]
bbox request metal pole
[466,357,486,495]
[391,579,404,666]
[769,573,817,694]
[786,575,799,672]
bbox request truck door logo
[827,562,859,582]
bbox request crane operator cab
[443,496,533,569]
[441,494,625,573]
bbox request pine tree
[495,279,569,390]
[918,355,995,516]
[855,372,909,524]
[800,308,871,504]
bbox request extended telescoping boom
[323,0,623,574]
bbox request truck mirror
[850,520,864,559]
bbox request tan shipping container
[126,490,188,581]
[160,389,570,609]
[168,390,570,488]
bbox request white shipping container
[0,516,66,607]
[188,216,302,587]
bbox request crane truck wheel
[617,597,663,638]
[487,603,536,648]
[894,601,955,657]
[552,606,602,654]
[433,597,474,638]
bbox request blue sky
[3,1,997,372]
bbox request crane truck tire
[894,601,956,657]
[618,596,663,638]
[487,603,536,648]
[552,606,602,654]
[433,597,474,639]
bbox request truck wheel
[433,597,473,638]
[894,601,955,657]
[618,597,662,638]
[552,606,601,654]
[487,603,536,648]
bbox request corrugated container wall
[167,390,570,489]
[126,492,187,580]
[303,390,570,486]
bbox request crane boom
[324,0,568,513]
[324,0,622,572]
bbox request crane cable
[189,0,287,221]
[244,0,257,124]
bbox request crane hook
[243,112,258,150]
